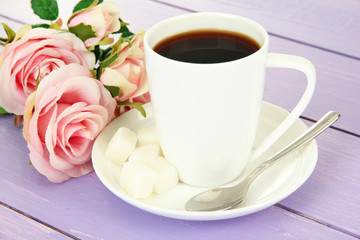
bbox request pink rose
[23,64,116,183]
[68,2,121,47]
[0,28,95,115]
[100,31,149,102]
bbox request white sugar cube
[128,144,161,163]
[119,162,156,199]
[137,126,160,146]
[105,160,123,182]
[146,157,179,194]
[105,127,137,166]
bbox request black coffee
[153,29,260,64]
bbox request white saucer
[92,102,318,221]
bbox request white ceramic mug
[144,12,315,187]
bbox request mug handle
[251,53,316,161]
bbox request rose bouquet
[0,0,149,182]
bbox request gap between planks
[1,11,359,139]
[149,0,360,61]
[300,116,360,139]
[0,201,80,240]
[0,14,27,25]
[149,0,360,140]
[1,199,359,239]
[275,204,360,239]
[0,3,359,238]
[0,1,359,62]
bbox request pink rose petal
[0,28,95,114]
[24,64,116,182]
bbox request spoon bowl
[185,111,340,212]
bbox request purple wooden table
[1,0,359,239]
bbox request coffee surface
[153,29,260,63]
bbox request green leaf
[0,38,6,46]
[73,0,103,13]
[93,45,103,62]
[93,45,112,62]
[122,32,135,39]
[1,23,16,44]
[96,37,114,46]
[101,47,113,61]
[113,18,134,37]
[118,100,146,118]
[104,85,120,98]
[120,21,129,27]
[32,23,51,29]
[97,53,118,78]
[0,106,8,114]
[68,23,97,42]
[101,53,118,69]
[31,0,59,21]
[113,19,129,34]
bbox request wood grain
[0,115,358,239]
[279,126,360,237]
[119,0,360,135]
[0,0,359,239]
[1,0,358,134]
[3,0,359,57]
[153,0,360,58]
[263,35,360,135]
[0,204,72,240]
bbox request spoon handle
[246,111,340,187]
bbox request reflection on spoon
[185,111,340,212]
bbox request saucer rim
[92,102,318,221]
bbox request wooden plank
[6,0,357,57]
[153,0,360,58]
[0,0,358,135]
[0,204,72,240]
[0,0,358,239]
[0,115,358,239]
[279,125,360,237]
[263,35,360,135]
[0,0,187,31]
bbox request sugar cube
[137,126,160,145]
[145,157,179,194]
[119,162,156,199]
[105,127,137,166]
[128,144,161,163]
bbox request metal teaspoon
[185,111,340,212]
